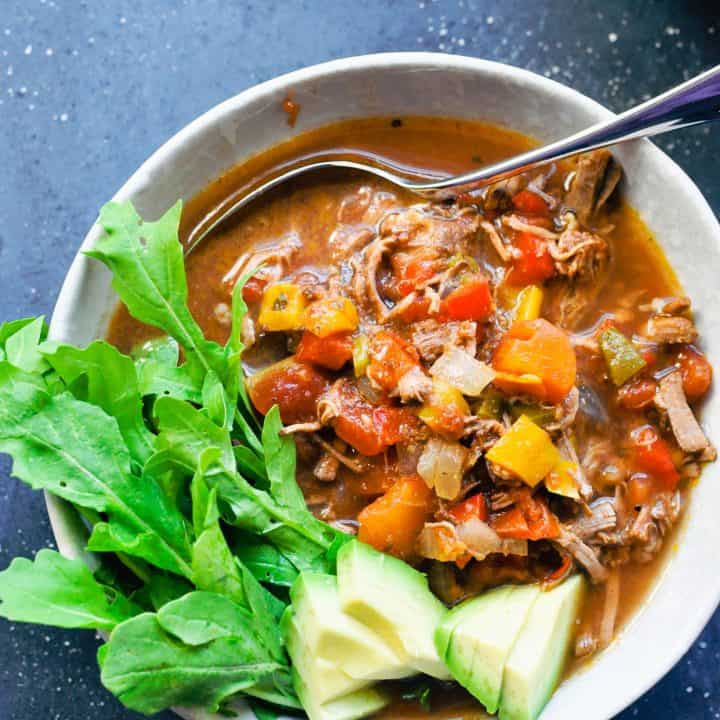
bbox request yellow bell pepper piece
[486,414,562,487]
[545,459,580,500]
[418,378,470,438]
[514,285,544,322]
[258,283,307,331]
[304,296,359,338]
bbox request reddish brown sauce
[107,116,705,717]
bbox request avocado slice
[436,584,540,714]
[282,608,366,704]
[499,575,586,720]
[290,572,412,681]
[292,668,390,720]
[336,540,450,679]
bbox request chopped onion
[417,437,468,500]
[430,345,495,397]
[456,517,528,560]
[417,522,467,562]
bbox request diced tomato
[392,251,438,297]
[398,294,432,323]
[642,348,658,367]
[329,380,418,456]
[618,376,657,410]
[440,274,493,322]
[507,231,555,285]
[491,490,560,541]
[296,331,353,371]
[367,331,423,393]
[246,358,330,425]
[676,345,713,400]
[492,319,576,404]
[358,475,434,560]
[448,494,488,524]
[241,275,267,304]
[512,189,550,216]
[630,424,680,492]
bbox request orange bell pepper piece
[492,319,576,404]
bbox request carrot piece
[507,231,555,285]
[358,475,434,560]
[296,331,353,371]
[512,189,550,215]
[630,425,680,491]
[492,319,576,404]
[440,275,493,322]
[448,494,488,524]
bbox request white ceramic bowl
[47,53,720,720]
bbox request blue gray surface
[1,1,719,718]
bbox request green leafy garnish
[0,199,351,717]
[0,549,140,630]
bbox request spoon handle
[418,63,720,196]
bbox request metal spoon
[188,64,720,252]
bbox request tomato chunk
[296,331,353,371]
[329,380,417,456]
[448,494,488,524]
[512,189,550,216]
[676,345,712,400]
[630,425,680,491]
[492,319,576,404]
[358,475,434,559]
[441,275,493,322]
[367,331,422,393]
[392,250,439,297]
[246,358,330,425]
[491,490,560,541]
[507,231,555,285]
[241,275,267,304]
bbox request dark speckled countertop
[1,1,719,718]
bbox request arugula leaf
[154,395,236,475]
[43,341,154,464]
[233,444,269,486]
[0,317,38,346]
[262,406,304,510]
[157,591,257,646]
[232,535,299,588]
[249,700,281,720]
[133,336,202,403]
[4,316,50,374]
[0,550,140,630]
[225,270,261,426]
[99,612,281,715]
[0,362,50,423]
[202,370,234,430]
[87,201,225,382]
[147,573,193,611]
[0,391,193,578]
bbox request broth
[108,116,700,717]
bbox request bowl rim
[46,51,720,719]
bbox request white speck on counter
[486,15,494,24]
[45,47,53,56]
[6,65,13,76]
[664,25,680,36]
[608,32,618,42]
[24,44,32,55]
